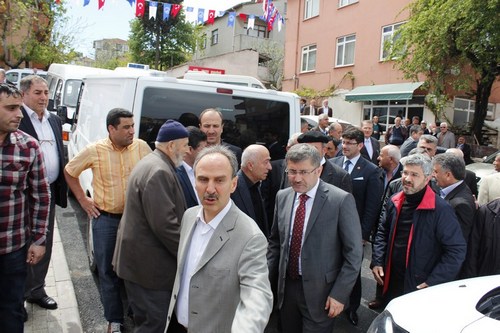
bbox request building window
[380,22,405,61]
[336,34,356,67]
[453,97,495,127]
[304,0,319,19]
[301,44,317,72]
[362,98,425,131]
[244,24,268,38]
[211,29,218,45]
[339,0,358,8]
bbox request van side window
[139,87,290,157]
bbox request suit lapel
[237,172,255,216]
[303,182,327,241]
[19,107,38,139]
[178,166,197,203]
[350,157,365,179]
[281,188,295,247]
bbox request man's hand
[324,296,344,318]
[372,266,385,285]
[27,244,46,265]
[78,196,101,218]
[416,282,429,290]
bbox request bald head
[241,144,272,183]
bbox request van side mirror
[57,106,71,124]
[48,99,55,112]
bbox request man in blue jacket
[371,153,466,305]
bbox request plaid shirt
[0,130,50,255]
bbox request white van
[183,71,266,89]
[67,70,300,198]
[46,64,112,138]
[5,68,47,89]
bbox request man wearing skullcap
[113,119,190,333]
[65,109,152,332]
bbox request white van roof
[47,64,112,79]
[183,71,266,89]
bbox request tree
[0,0,77,68]
[391,0,500,144]
[254,41,284,90]
[128,1,199,70]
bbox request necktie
[344,160,351,172]
[288,194,308,279]
[365,138,373,158]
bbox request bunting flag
[186,7,194,12]
[171,4,181,18]
[163,3,171,21]
[207,10,215,25]
[197,8,205,24]
[227,12,236,27]
[83,0,90,6]
[136,0,145,17]
[278,15,283,32]
[267,7,277,31]
[149,1,157,20]
[55,0,61,4]
[238,13,247,20]
[263,0,270,20]
[126,0,134,6]
[248,15,255,30]
[98,0,105,10]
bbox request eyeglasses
[285,167,318,176]
[401,170,423,178]
[341,141,359,146]
[39,140,55,146]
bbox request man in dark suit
[18,75,67,312]
[319,99,333,117]
[456,135,474,165]
[231,145,272,236]
[311,113,329,135]
[176,126,207,208]
[432,153,476,242]
[303,99,317,116]
[199,108,242,165]
[371,115,384,140]
[331,127,384,325]
[360,120,380,164]
[268,144,362,333]
[447,148,478,197]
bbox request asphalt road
[57,197,380,332]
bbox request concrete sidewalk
[24,220,83,333]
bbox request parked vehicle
[300,115,353,130]
[46,64,112,140]
[65,70,300,271]
[183,71,266,89]
[368,275,500,333]
[466,150,499,184]
[5,68,47,89]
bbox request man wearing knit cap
[113,120,189,333]
[65,109,152,332]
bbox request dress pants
[25,187,56,299]
[280,277,335,333]
[0,246,28,333]
[124,280,171,333]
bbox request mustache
[403,180,413,186]
[203,194,218,200]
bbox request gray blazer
[166,203,273,333]
[267,180,363,322]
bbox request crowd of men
[1,82,500,333]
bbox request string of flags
[55,0,285,32]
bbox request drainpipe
[294,0,302,90]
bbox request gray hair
[286,143,321,168]
[409,147,427,155]
[409,125,422,135]
[419,134,438,146]
[432,152,465,180]
[318,113,329,120]
[20,74,48,92]
[384,144,401,163]
[400,153,432,176]
[194,144,238,178]
[287,132,301,148]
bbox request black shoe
[368,299,384,310]
[22,307,28,322]
[26,295,58,310]
[346,310,358,326]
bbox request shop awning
[345,82,424,102]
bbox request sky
[66,0,247,57]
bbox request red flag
[98,0,105,10]
[267,9,277,31]
[55,0,61,4]
[238,13,248,20]
[136,0,145,17]
[171,4,182,18]
[207,10,215,24]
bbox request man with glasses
[268,144,362,333]
[18,75,67,314]
[371,154,466,305]
[331,127,384,326]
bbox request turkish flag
[98,0,105,10]
[55,0,61,4]
[207,10,215,25]
[171,4,182,18]
[136,0,145,17]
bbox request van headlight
[367,310,409,333]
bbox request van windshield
[63,79,83,107]
[139,87,290,157]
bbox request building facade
[93,38,129,62]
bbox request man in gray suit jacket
[113,120,190,332]
[268,144,362,333]
[166,145,272,333]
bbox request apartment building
[283,0,499,130]
[93,38,129,62]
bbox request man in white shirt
[166,145,272,333]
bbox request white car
[367,275,500,333]
[466,150,499,184]
[300,115,352,129]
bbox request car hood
[466,163,495,179]
[386,275,500,332]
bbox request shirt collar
[441,180,463,197]
[182,161,193,173]
[23,103,49,122]
[196,200,232,229]
[295,178,320,200]
[344,153,361,166]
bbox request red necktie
[288,194,309,279]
